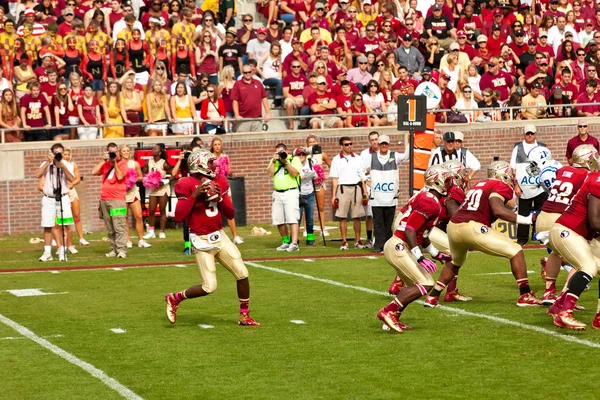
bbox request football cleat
[542,289,557,306]
[547,302,562,318]
[165,293,180,324]
[377,309,403,333]
[554,310,586,330]
[444,290,473,302]
[424,295,441,308]
[517,292,543,307]
[592,313,600,329]
[540,257,548,280]
[388,276,406,295]
[238,312,260,326]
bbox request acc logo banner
[395,243,405,252]
[520,175,539,185]
[373,182,395,192]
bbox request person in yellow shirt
[117,14,136,43]
[299,20,332,43]
[357,0,377,30]
[71,20,88,55]
[171,8,196,50]
[146,17,171,55]
[0,19,18,63]
[22,24,42,61]
[85,20,113,55]
[40,23,64,55]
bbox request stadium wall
[0,118,587,235]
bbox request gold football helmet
[572,144,600,172]
[443,159,468,189]
[425,164,453,195]
[487,160,514,187]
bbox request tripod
[55,167,68,262]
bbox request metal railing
[0,101,589,143]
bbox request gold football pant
[549,224,600,277]
[428,226,450,254]
[383,235,435,287]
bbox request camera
[304,144,322,155]
[109,151,117,160]
[54,152,62,162]
[278,151,288,160]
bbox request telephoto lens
[109,151,117,160]
[278,151,288,160]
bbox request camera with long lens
[54,152,62,162]
[303,144,322,155]
[278,151,288,160]
[109,151,117,161]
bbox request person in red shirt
[556,69,579,101]
[480,57,514,103]
[334,80,354,119]
[330,70,360,97]
[392,66,418,94]
[76,83,102,140]
[456,30,476,60]
[536,33,555,65]
[377,165,454,333]
[165,150,260,327]
[456,5,484,42]
[91,142,129,257]
[329,26,353,69]
[487,24,504,56]
[484,9,511,38]
[375,4,402,35]
[20,81,52,141]
[509,30,528,57]
[308,76,343,129]
[57,7,75,37]
[547,147,600,330]
[436,73,456,122]
[566,120,600,163]
[432,161,542,307]
[576,79,600,116]
[282,61,309,129]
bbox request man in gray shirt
[394,33,424,77]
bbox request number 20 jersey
[451,179,514,227]
[556,172,600,240]
[541,166,589,214]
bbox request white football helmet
[526,146,552,177]
[487,160,514,187]
[424,164,453,195]
[443,159,468,189]
[572,144,600,171]
[188,150,216,177]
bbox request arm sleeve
[174,180,195,223]
[404,211,427,233]
[466,150,480,170]
[329,158,339,178]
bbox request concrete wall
[0,117,589,235]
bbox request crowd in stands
[0,0,596,142]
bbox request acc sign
[373,182,394,192]
[414,82,442,110]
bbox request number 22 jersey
[541,166,589,214]
[451,179,514,227]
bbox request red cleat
[542,288,557,306]
[554,310,586,330]
[593,313,600,329]
[238,312,260,326]
[388,276,406,295]
[377,309,403,333]
[540,257,548,280]
[517,292,543,307]
[165,293,180,324]
[444,290,473,302]
[423,295,440,308]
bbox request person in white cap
[17,9,46,37]
[510,124,548,246]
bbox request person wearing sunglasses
[347,55,373,93]
[565,119,600,165]
[231,65,271,132]
[354,21,379,59]
[140,0,168,31]
[307,76,343,129]
[424,2,456,51]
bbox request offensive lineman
[532,145,590,305]
[429,161,543,306]
[165,150,260,326]
[377,165,454,333]
[547,146,600,330]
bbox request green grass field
[2,226,600,399]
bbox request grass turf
[1,226,599,399]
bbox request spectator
[268,143,301,252]
[0,89,22,142]
[258,41,283,108]
[547,85,574,118]
[120,75,143,137]
[480,57,514,104]
[363,79,387,126]
[295,147,317,246]
[436,73,456,123]
[232,65,271,132]
[565,119,600,164]
[200,84,225,134]
[521,82,548,119]
[347,55,373,93]
[424,3,455,50]
[454,85,479,122]
[146,80,172,136]
[386,88,401,126]
[424,36,445,69]
[282,39,309,78]
[20,81,52,141]
[330,136,367,250]
[101,81,125,138]
[392,65,418,94]
[548,15,577,54]
[92,142,128,258]
[247,26,271,62]
[219,28,243,78]
[346,92,370,128]
[170,81,197,135]
[441,52,461,92]
[440,41,470,76]
[576,79,600,116]
[510,125,548,246]
[308,76,343,129]
[195,28,219,85]
[477,87,502,121]
[394,32,424,76]
[76,84,103,140]
[282,60,308,130]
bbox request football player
[164,150,260,326]
[377,165,454,333]
[535,145,591,305]
[424,159,472,306]
[547,146,600,330]
[428,161,542,307]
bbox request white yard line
[245,262,600,350]
[476,270,535,276]
[0,314,144,400]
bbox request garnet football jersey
[439,185,466,223]
[541,166,589,214]
[556,172,600,240]
[451,179,514,227]
[174,175,235,235]
[394,189,442,245]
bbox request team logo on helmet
[481,226,488,234]
[188,150,216,177]
[424,165,453,195]
[395,243,405,252]
[560,230,570,239]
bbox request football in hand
[201,178,220,202]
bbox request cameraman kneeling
[267,143,302,252]
[92,142,129,258]
[36,143,76,262]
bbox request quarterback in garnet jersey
[435,161,542,307]
[548,166,600,330]
[164,150,260,327]
[377,165,455,333]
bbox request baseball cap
[363,0,371,4]
[457,30,466,38]
[256,27,267,34]
[564,31,574,37]
[524,124,537,134]
[540,58,548,64]
[550,0,558,4]
[316,76,327,84]
[532,82,542,89]
[492,24,501,31]
[378,134,390,144]
[402,33,412,41]
[443,132,457,141]
[528,38,537,45]
[477,34,488,43]
[552,85,563,92]
[539,33,548,38]
[515,30,525,37]
[422,66,432,75]
[337,69,347,76]
[586,19,594,26]
[315,2,325,9]
[24,9,35,16]
[449,42,460,50]
[432,3,442,10]
[493,8,502,15]
[294,148,307,156]
[63,7,74,15]
[226,27,237,36]
[454,132,464,141]
[357,55,368,63]
[269,19,278,24]
[591,39,598,45]
[149,17,162,25]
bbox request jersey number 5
[547,180,573,205]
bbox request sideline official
[365,134,407,253]
[268,143,302,252]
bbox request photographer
[267,143,302,252]
[35,143,75,262]
[295,148,316,246]
[92,142,129,258]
